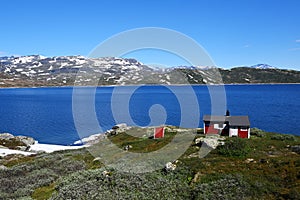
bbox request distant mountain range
[0,55,299,87]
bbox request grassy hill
[0,127,299,199]
[220,67,300,84]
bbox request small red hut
[154,127,165,139]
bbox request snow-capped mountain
[250,64,277,69]
[0,55,225,86]
[0,55,299,87]
[0,55,157,86]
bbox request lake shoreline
[0,82,300,89]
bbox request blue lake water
[0,84,299,145]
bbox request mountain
[250,64,277,69]
[0,55,299,87]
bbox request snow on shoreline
[73,133,107,145]
[0,124,127,157]
[0,148,35,157]
[29,141,86,153]
[0,141,86,157]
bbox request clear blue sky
[1,0,300,69]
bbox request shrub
[271,134,295,141]
[0,151,86,198]
[250,128,265,137]
[192,174,252,200]
[217,137,250,158]
[51,167,192,199]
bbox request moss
[71,150,103,169]
[3,154,36,167]
[32,182,56,200]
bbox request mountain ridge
[0,55,299,87]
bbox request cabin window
[213,123,224,129]
[240,127,248,131]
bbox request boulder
[291,145,300,154]
[203,138,219,149]
[194,136,224,149]
[111,123,128,135]
[0,133,14,140]
[15,136,35,146]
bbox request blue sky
[1,0,300,69]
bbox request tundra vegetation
[0,127,299,199]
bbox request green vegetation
[217,137,250,158]
[32,183,56,200]
[109,127,176,153]
[0,128,299,199]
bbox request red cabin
[154,127,165,139]
[203,115,250,138]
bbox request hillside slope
[0,128,299,199]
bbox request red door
[238,129,248,138]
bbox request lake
[0,84,299,145]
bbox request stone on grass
[165,162,176,171]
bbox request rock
[259,159,269,163]
[176,129,190,133]
[291,145,300,154]
[203,138,220,149]
[192,171,202,183]
[93,157,101,162]
[165,162,176,171]
[123,145,133,151]
[0,165,8,170]
[0,145,8,149]
[0,133,14,140]
[194,136,224,149]
[15,136,35,146]
[111,123,128,135]
[245,158,255,163]
[194,138,202,145]
[16,146,28,151]
[102,170,110,177]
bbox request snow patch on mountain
[250,64,277,69]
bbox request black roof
[203,115,250,126]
